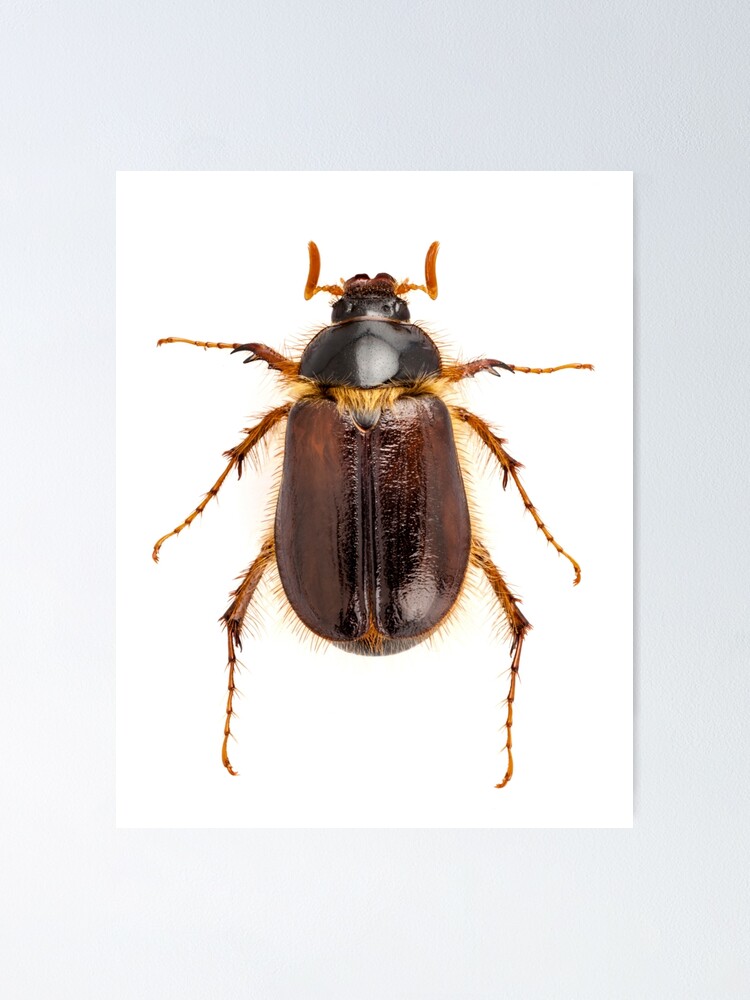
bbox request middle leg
[152,403,291,561]
[454,406,582,585]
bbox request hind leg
[219,539,275,775]
[471,541,532,788]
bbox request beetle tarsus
[509,362,594,375]
[156,337,245,350]
[222,737,239,777]
[495,750,514,788]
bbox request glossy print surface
[275,395,471,645]
[149,235,593,787]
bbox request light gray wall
[2,2,747,997]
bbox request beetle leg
[152,404,291,561]
[219,539,276,776]
[454,406,582,585]
[230,342,300,377]
[442,358,514,380]
[157,338,300,378]
[442,358,592,381]
[507,363,593,375]
[157,337,247,349]
[471,541,531,788]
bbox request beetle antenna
[395,241,440,300]
[304,241,344,300]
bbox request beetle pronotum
[153,242,592,786]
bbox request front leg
[157,337,300,378]
[442,358,593,381]
[231,342,300,378]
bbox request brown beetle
[153,243,592,786]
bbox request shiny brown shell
[274,395,471,650]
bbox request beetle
[153,242,592,786]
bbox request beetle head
[304,242,439,320]
[331,274,411,322]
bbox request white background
[4,2,748,997]
[117,172,631,827]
